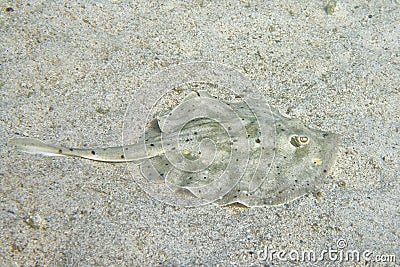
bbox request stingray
[8,90,340,207]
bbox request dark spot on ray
[91,150,96,155]
[120,155,125,159]
[58,149,63,154]
[150,143,155,147]
[69,148,74,152]
[323,169,327,173]
[255,138,261,143]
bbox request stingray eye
[290,135,309,147]
[299,136,309,144]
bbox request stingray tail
[8,137,67,157]
[8,137,152,163]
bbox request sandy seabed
[1,1,399,266]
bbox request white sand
[1,1,398,266]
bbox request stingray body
[8,90,340,207]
